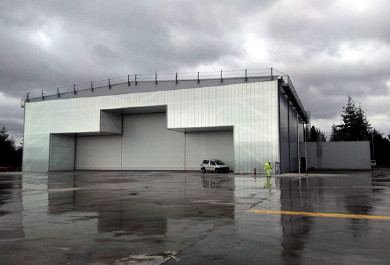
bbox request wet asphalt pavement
[1,169,390,265]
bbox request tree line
[0,127,23,170]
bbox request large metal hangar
[22,69,309,173]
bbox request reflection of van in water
[200,159,229,173]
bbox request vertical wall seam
[74,135,77,170]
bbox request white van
[200,159,229,173]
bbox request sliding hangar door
[75,112,234,171]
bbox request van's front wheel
[201,167,206,173]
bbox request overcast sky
[1,0,390,143]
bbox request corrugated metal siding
[100,111,122,134]
[279,93,290,173]
[304,141,370,169]
[121,113,185,170]
[49,135,75,171]
[23,80,280,173]
[289,106,298,171]
[76,135,122,170]
[185,131,234,170]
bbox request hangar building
[22,69,309,173]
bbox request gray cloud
[1,0,390,141]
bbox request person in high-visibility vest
[264,161,272,187]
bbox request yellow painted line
[246,209,390,220]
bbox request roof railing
[21,68,308,122]
[23,68,276,101]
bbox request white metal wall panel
[185,131,234,170]
[75,135,121,170]
[24,80,280,173]
[49,135,75,171]
[121,113,185,170]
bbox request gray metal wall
[279,92,290,173]
[121,113,185,170]
[278,88,304,173]
[75,113,234,171]
[76,135,122,170]
[289,105,298,171]
[185,131,234,170]
[304,141,371,170]
[100,111,122,134]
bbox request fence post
[135,74,137,86]
[108,78,112,89]
[91,81,94,92]
[128,75,130,86]
[245,69,248,82]
[74,84,77,94]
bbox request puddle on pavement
[1,170,390,265]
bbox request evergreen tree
[330,96,371,141]
[371,129,390,166]
[330,124,342,141]
[307,125,326,142]
[0,126,22,169]
[0,126,17,167]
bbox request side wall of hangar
[22,79,307,173]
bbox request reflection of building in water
[0,175,24,240]
[278,174,382,263]
[46,172,234,240]
[233,175,283,262]
[23,173,98,240]
[279,177,318,264]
